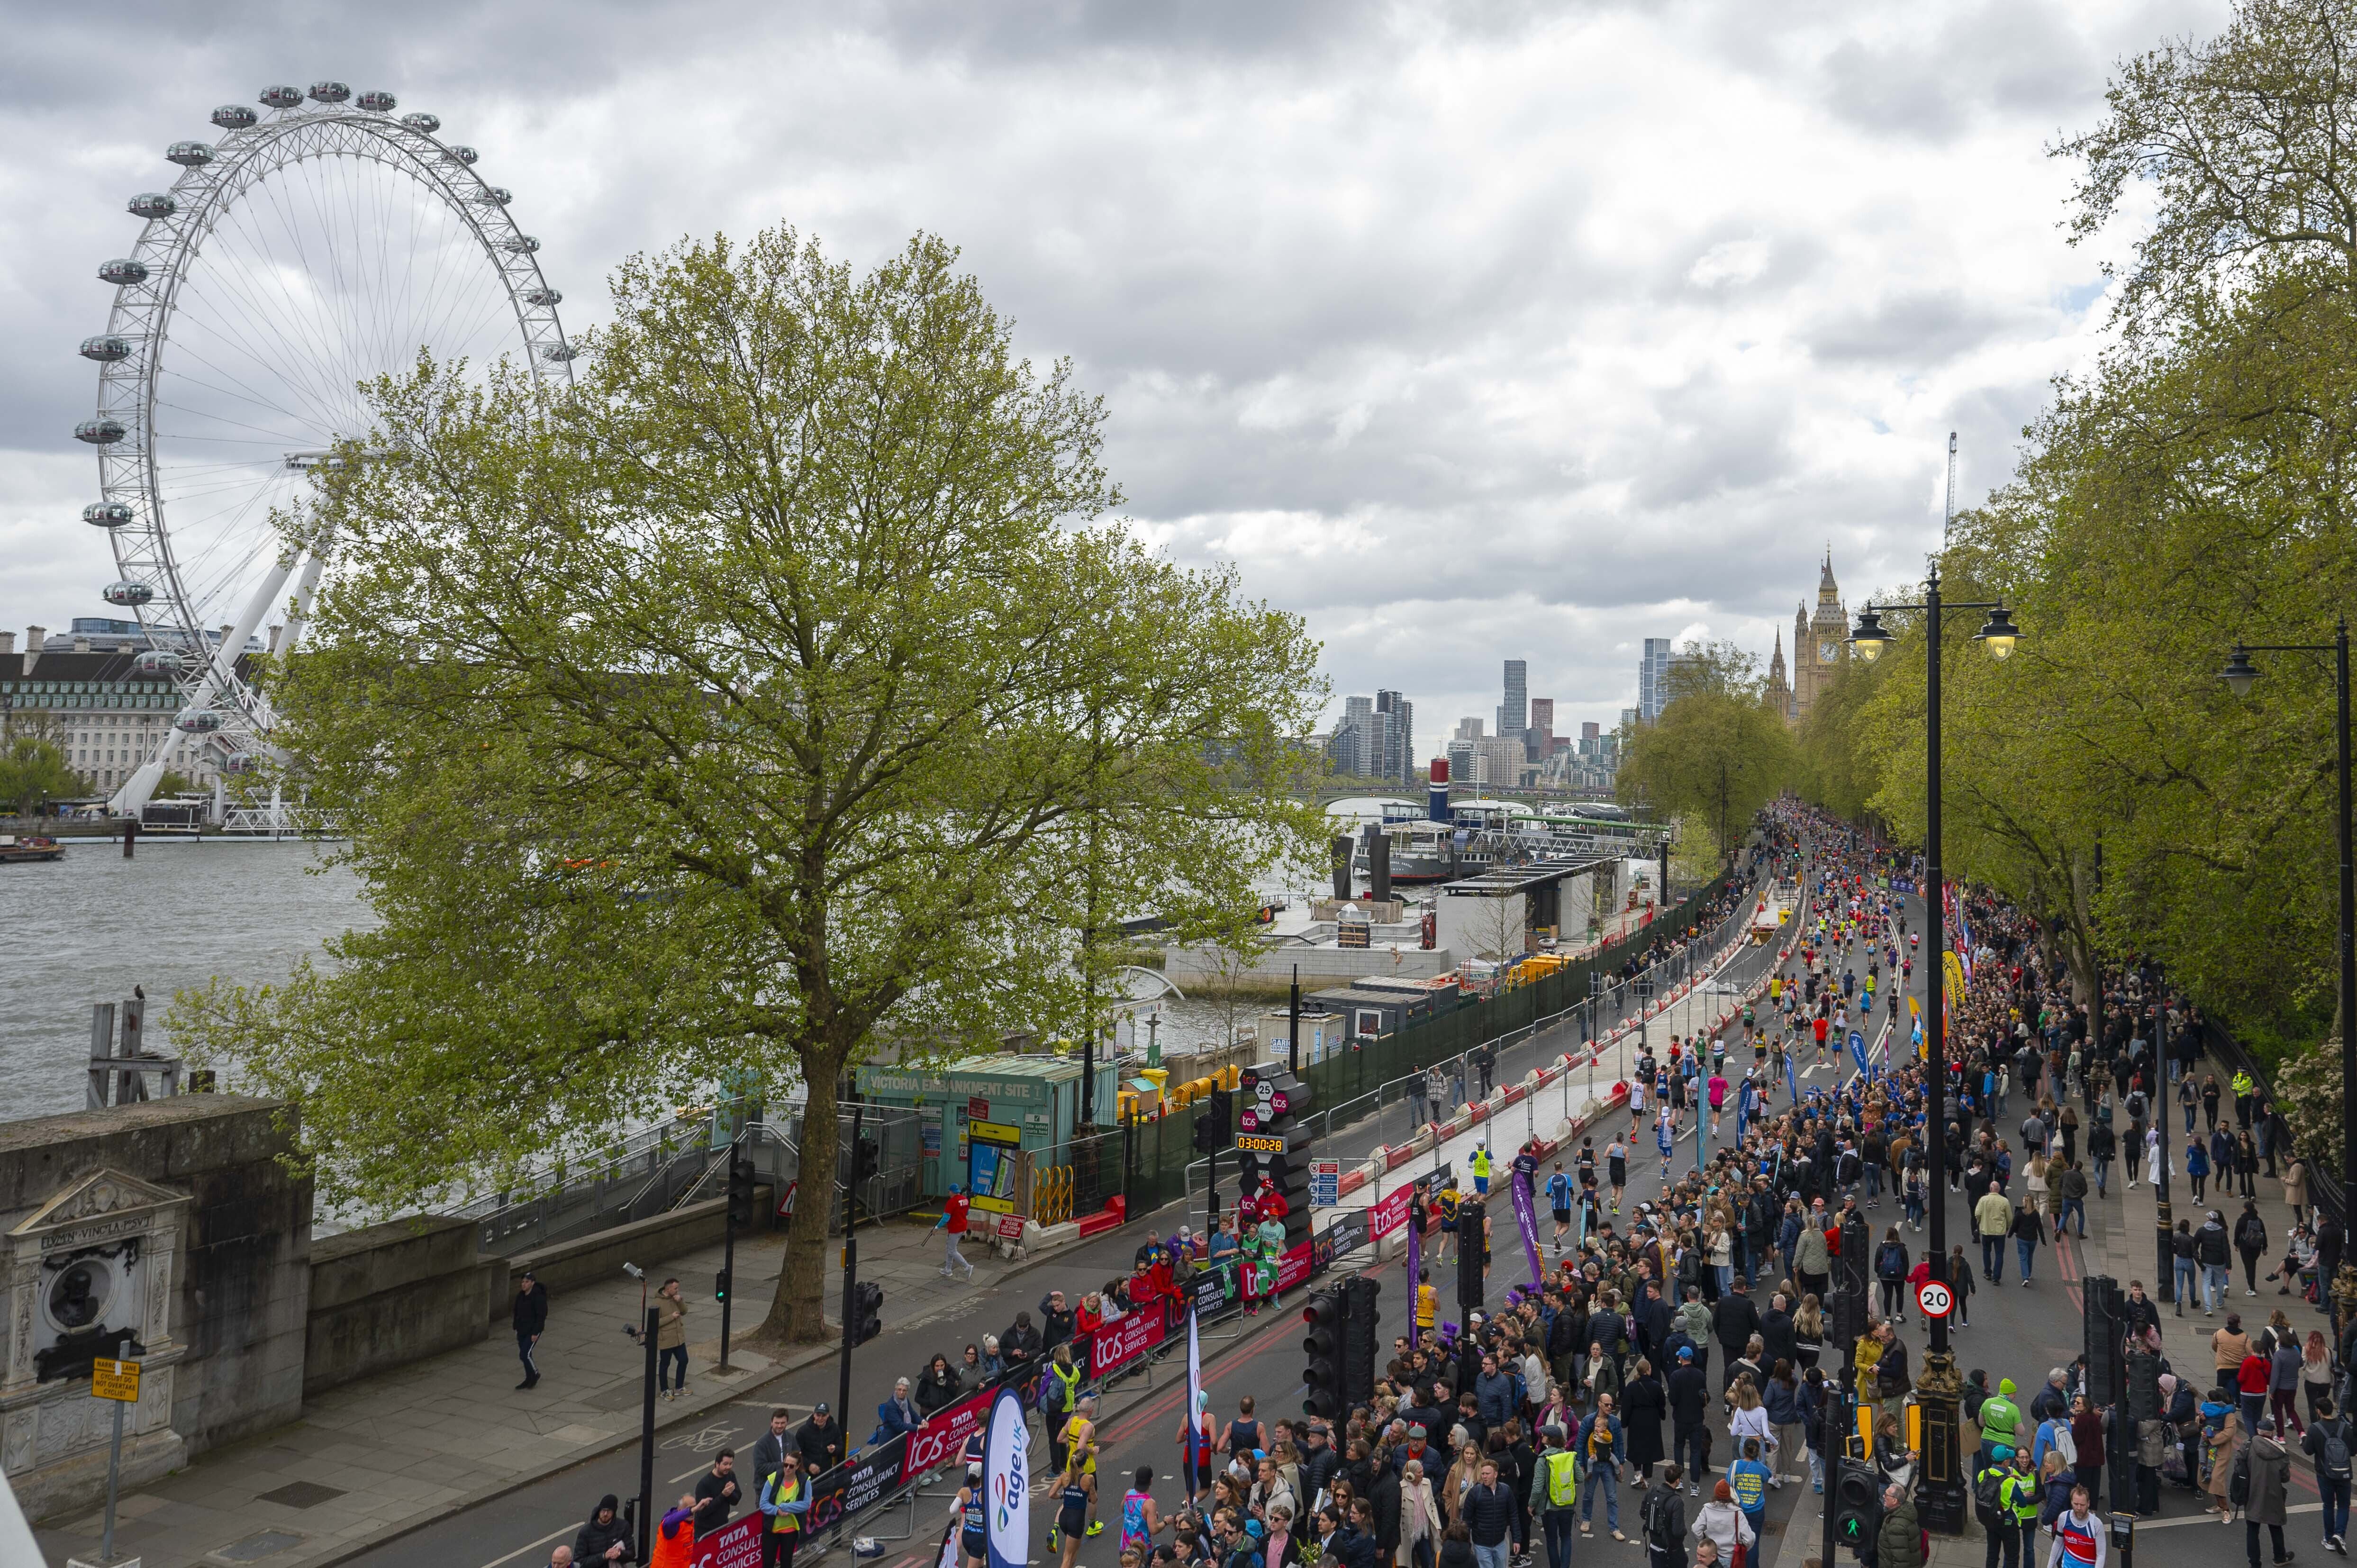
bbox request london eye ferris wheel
[74,79,573,816]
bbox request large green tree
[1617,640,1795,862]
[172,227,1326,1341]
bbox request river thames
[0,836,1266,1124]
[0,838,374,1121]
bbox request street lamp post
[1847,563,2019,1537]
[2215,619,2357,1333]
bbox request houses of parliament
[1765,551,1847,725]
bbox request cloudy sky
[0,0,2215,745]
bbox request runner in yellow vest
[1471,1145,1493,1196]
[1058,1393,1103,1536]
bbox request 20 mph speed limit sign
[1915,1279,1955,1319]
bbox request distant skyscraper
[1619,706,1641,731]
[1581,721,1600,741]
[1496,660,1528,739]
[1454,716,1484,741]
[1526,697,1554,761]
[1376,689,1413,784]
[1637,639,1673,722]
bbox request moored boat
[0,834,64,863]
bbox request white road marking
[476,1524,578,1568]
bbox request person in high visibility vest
[1471,1143,1493,1196]
[1532,1423,1582,1568]
[1415,1267,1437,1333]
[760,1451,810,1568]
[2232,1069,2257,1130]
[652,1491,700,1568]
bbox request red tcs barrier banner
[904,1385,994,1477]
[1370,1184,1416,1239]
[691,1511,765,1567]
[1086,1303,1170,1379]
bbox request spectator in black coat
[1711,1281,1761,1372]
[1759,1296,1798,1370]
[1668,1348,1712,1496]
[574,1494,636,1564]
[796,1404,844,1472]
[1038,1290,1077,1350]
[1001,1311,1043,1370]
[512,1269,549,1390]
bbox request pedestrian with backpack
[2303,1396,2352,1555]
[1973,1446,2019,1568]
[1640,1465,1686,1568]
[1530,1426,1580,1568]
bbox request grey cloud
[1804,288,2011,366]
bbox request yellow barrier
[1036,1166,1074,1225]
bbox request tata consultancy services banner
[808,1432,910,1532]
[1088,1304,1170,1378]
[690,1512,764,1568]
[1369,1184,1416,1239]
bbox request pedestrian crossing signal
[853,1281,884,1345]
[715,1268,732,1303]
[1835,1459,1878,1542]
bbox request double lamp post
[2216,619,2357,1337]
[1845,562,2019,1534]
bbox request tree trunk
[759,1049,848,1344]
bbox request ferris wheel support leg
[109,726,190,819]
[203,552,299,700]
[279,548,328,657]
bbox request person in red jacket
[2239,1350,2274,1430]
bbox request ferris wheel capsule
[443,145,478,166]
[133,649,184,676]
[524,287,562,307]
[540,341,577,363]
[166,140,214,166]
[260,86,304,110]
[211,104,257,131]
[128,192,177,220]
[220,752,261,775]
[79,335,131,362]
[399,112,440,134]
[503,235,540,254]
[357,91,397,112]
[75,417,126,444]
[308,82,352,105]
[83,501,135,528]
[103,580,154,607]
[174,710,225,734]
[99,259,150,286]
[475,186,513,206]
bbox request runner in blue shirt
[1545,1163,1576,1256]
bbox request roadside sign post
[92,1357,141,1565]
[1915,1279,1954,1321]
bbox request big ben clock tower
[1790,549,1847,724]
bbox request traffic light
[1834,1457,1880,1547]
[1341,1274,1383,1408]
[1194,1091,1233,1154]
[854,1137,880,1182]
[2084,1276,2126,1408]
[1302,1286,1345,1418]
[715,1268,732,1303]
[2126,1348,2161,1421]
[852,1280,884,1345]
[727,1154,758,1228]
[1455,1196,1487,1318]
[1237,1066,1315,1255]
